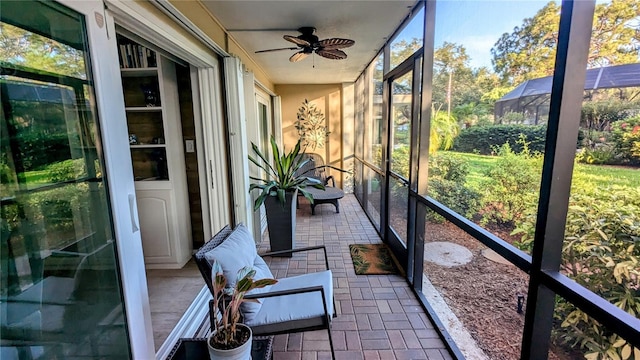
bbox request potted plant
[208,260,277,360]
[248,136,325,254]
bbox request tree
[491,0,640,84]
[390,38,422,69]
[433,43,508,124]
[433,42,474,110]
[491,2,562,84]
[0,22,86,79]
[430,104,459,153]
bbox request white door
[198,66,232,237]
[1,0,154,358]
[254,90,273,234]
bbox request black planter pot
[263,191,297,257]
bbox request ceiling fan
[255,27,355,62]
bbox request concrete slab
[481,248,512,265]
[424,241,473,267]
[422,276,490,360]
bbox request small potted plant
[207,260,277,360]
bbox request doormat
[349,244,402,275]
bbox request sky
[399,0,553,69]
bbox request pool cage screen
[494,63,640,125]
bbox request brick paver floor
[258,194,453,360]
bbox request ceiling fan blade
[284,35,310,47]
[255,47,298,53]
[316,49,347,60]
[289,51,309,62]
[318,38,355,50]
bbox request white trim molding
[105,0,219,67]
[150,0,229,58]
[273,96,283,148]
[61,1,155,357]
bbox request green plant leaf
[252,278,278,289]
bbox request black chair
[1,242,124,358]
[194,224,336,359]
[295,153,345,214]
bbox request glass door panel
[386,70,413,257]
[388,175,409,243]
[389,71,413,179]
[1,1,131,358]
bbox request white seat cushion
[244,270,333,334]
[8,276,75,306]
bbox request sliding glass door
[1,1,131,358]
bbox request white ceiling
[201,1,417,84]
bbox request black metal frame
[352,0,640,358]
[382,53,422,271]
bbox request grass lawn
[446,152,495,189]
[444,151,640,190]
[572,163,640,189]
[23,169,50,184]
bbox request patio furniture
[193,224,336,359]
[304,186,344,214]
[1,242,123,357]
[296,153,344,214]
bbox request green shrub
[12,132,72,171]
[48,159,86,183]
[0,159,14,184]
[496,111,526,125]
[452,124,547,155]
[429,152,469,182]
[479,138,541,226]
[611,116,640,165]
[581,99,635,131]
[390,144,410,179]
[575,145,619,165]
[427,153,481,222]
[513,186,640,360]
[428,178,481,221]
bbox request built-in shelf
[121,67,158,77]
[125,106,163,112]
[117,33,191,269]
[130,144,166,149]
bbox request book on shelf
[118,41,157,69]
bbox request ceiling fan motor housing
[297,27,319,48]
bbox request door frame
[73,0,233,358]
[53,0,154,357]
[382,52,423,275]
[253,88,274,237]
[104,0,232,237]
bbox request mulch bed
[422,221,570,360]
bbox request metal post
[521,1,595,358]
